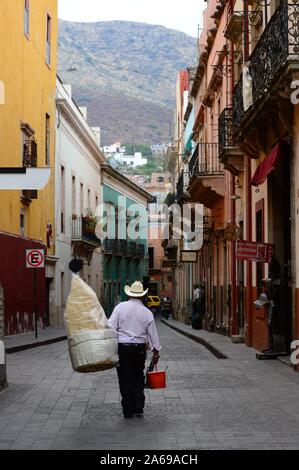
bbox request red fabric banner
[251,142,281,187]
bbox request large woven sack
[64,274,118,373]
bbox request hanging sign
[180,251,198,263]
[236,241,274,263]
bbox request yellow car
[146,295,161,313]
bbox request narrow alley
[1,320,299,450]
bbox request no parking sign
[26,249,45,339]
[26,249,45,269]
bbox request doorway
[45,278,52,327]
[268,144,292,353]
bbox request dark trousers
[117,343,147,416]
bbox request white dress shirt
[108,299,161,351]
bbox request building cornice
[56,97,106,166]
[101,164,154,203]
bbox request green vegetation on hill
[123,143,153,157]
[116,155,165,176]
[58,20,197,145]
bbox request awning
[251,142,282,187]
[184,134,193,154]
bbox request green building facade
[101,165,152,316]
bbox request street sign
[180,251,198,263]
[26,249,45,340]
[26,249,45,269]
[236,241,274,263]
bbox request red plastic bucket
[147,370,166,389]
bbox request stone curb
[161,319,228,359]
[5,335,67,354]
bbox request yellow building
[0,0,57,244]
[0,0,58,334]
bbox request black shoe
[134,410,144,417]
[124,413,134,419]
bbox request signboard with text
[236,241,274,263]
[180,251,198,263]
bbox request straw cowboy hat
[124,281,149,298]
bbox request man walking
[108,281,161,419]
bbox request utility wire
[58,45,177,80]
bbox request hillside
[58,20,197,145]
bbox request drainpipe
[246,156,253,346]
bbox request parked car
[146,295,161,314]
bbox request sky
[58,0,205,38]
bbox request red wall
[0,231,46,335]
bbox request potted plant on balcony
[82,209,97,233]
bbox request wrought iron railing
[136,244,145,258]
[72,218,101,246]
[219,107,234,157]
[128,241,137,256]
[233,1,299,128]
[232,75,244,129]
[249,1,297,103]
[117,239,128,256]
[189,143,223,178]
[176,170,190,202]
[23,140,37,167]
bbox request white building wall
[54,81,104,326]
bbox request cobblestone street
[1,320,299,450]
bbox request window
[95,195,99,210]
[46,14,52,65]
[45,114,50,165]
[61,273,65,308]
[20,211,26,236]
[21,127,37,168]
[61,166,65,234]
[80,183,84,215]
[87,188,91,208]
[72,176,76,216]
[148,247,154,269]
[24,0,30,37]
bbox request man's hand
[152,349,160,366]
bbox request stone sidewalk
[4,327,66,353]
[1,319,299,450]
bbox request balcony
[116,239,128,257]
[136,244,145,259]
[72,218,101,246]
[21,139,38,204]
[188,143,225,209]
[163,239,178,262]
[72,217,101,261]
[23,140,37,168]
[128,241,137,257]
[176,170,190,203]
[102,239,117,254]
[233,1,299,137]
[218,107,244,175]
